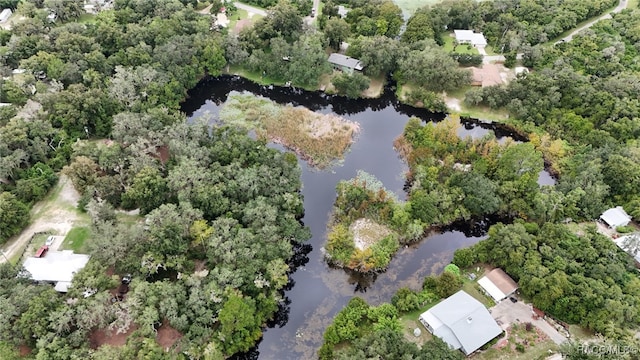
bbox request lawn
[61,227,91,253]
[78,14,95,23]
[442,34,479,55]
[630,0,639,9]
[462,277,496,309]
[392,0,441,17]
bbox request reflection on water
[182,76,552,359]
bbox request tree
[435,271,463,298]
[398,45,471,92]
[332,72,370,99]
[217,290,262,355]
[43,0,83,22]
[324,18,350,51]
[402,10,435,43]
[287,34,331,87]
[120,166,168,214]
[0,193,29,244]
[348,35,404,76]
[63,156,99,194]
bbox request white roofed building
[23,250,90,292]
[478,268,518,302]
[454,30,488,48]
[600,206,632,229]
[419,290,502,355]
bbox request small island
[325,116,548,273]
[220,91,360,168]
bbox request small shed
[0,8,11,23]
[600,206,632,229]
[478,268,518,302]
[327,53,363,74]
[454,30,487,48]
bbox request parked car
[45,236,54,246]
[509,296,518,303]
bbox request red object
[34,245,48,258]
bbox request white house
[419,290,502,355]
[454,30,488,48]
[614,234,640,264]
[0,8,12,23]
[23,250,91,292]
[478,268,518,302]
[600,206,632,229]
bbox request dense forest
[467,9,640,219]
[1,0,640,358]
[0,0,311,358]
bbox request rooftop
[470,64,503,87]
[421,290,502,355]
[601,206,632,228]
[23,250,90,291]
[328,53,363,70]
[454,30,487,47]
[478,268,518,302]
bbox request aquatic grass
[219,92,360,168]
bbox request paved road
[234,2,267,17]
[490,300,568,345]
[555,0,628,44]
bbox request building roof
[478,268,518,302]
[614,234,640,263]
[600,206,632,228]
[420,290,502,355]
[23,251,90,291]
[470,64,503,87]
[454,30,487,46]
[327,53,363,71]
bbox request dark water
[182,76,553,359]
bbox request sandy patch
[445,96,461,112]
[1,175,83,263]
[156,319,183,351]
[89,325,137,349]
[350,218,393,251]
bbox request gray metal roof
[422,290,502,355]
[327,53,363,70]
[600,206,632,228]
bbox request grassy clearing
[219,92,360,168]
[362,74,385,98]
[445,86,510,121]
[392,0,441,17]
[442,34,479,54]
[62,227,91,253]
[78,14,95,23]
[629,0,639,9]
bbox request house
[419,290,502,355]
[0,8,12,23]
[469,64,503,87]
[477,268,518,302]
[600,206,632,229]
[328,53,363,74]
[23,250,90,292]
[454,30,488,48]
[337,5,350,18]
[613,234,640,265]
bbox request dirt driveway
[0,175,83,263]
[490,300,567,345]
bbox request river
[182,75,555,359]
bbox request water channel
[182,76,555,359]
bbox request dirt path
[0,175,82,263]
